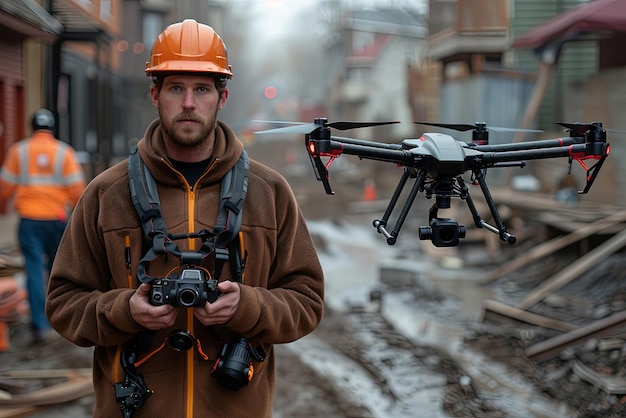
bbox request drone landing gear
[373,169,516,248]
[373,168,425,245]
[459,172,516,245]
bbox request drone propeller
[554,121,626,135]
[255,118,400,135]
[555,122,600,136]
[415,121,542,133]
[556,122,626,136]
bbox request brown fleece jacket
[46,120,324,417]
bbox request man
[46,19,324,417]
[0,108,85,343]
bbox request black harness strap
[128,146,248,284]
[202,150,248,281]
[128,147,167,239]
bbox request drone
[255,118,610,247]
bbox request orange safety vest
[0,131,86,221]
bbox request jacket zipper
[184,158,218,418]
[186,183,195,418]
[118,158,220,417]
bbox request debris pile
[457,190,626,417]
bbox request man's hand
[194,281,240,326]
[129,283,179,330]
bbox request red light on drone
[308,142,317,155]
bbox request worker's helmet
[31,108,55,131]
[145,19,233,79]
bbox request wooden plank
[482,209,626,284]
[0,374,92,407]
[0,369,91,379]
[483,299,577,332]
[525,310,626,362]
[572,360,626,394]
[0,405,39,418]
[517,228,626,310]
[492,188,616,213]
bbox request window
[101,0,112,18]
[352,31,375,53]
[143,13,164,49]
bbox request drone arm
[321,140,413,165]
[473,137,579,152]
[478,143,607,166]
[479,145,575,166]
[477,142,609,194]
[307,137,413,195]
[331,136,403,150]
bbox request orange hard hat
[145,19,233,78]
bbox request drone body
[255,119,610,247]
[403,133,483,177]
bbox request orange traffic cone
[362,178,378,201]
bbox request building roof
[513,0,626,49]
[0,0,63,40]
[344,8,426,38]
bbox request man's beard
[159,108,218,148]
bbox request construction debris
[469,189,626,415]
[0,369,93,417]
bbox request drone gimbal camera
[256,119,610,247]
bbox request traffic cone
[362,178,378,201]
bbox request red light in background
[264,86,277,99]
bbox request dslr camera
[149,267,220,308]
[418,217,466,247]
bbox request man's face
[151,75,228,148]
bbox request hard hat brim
[145,61,233,78]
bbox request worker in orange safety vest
[0,108,86,344]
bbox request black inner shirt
[169,157,212,187]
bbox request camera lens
[177,286,199,307]
[168,329,195,351]
[436,225,456,245]
[212,338,252,390]
[216,370,249,390]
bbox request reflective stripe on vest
[16,140,70,186]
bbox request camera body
[149,268,220,308]
[418,217,466,247]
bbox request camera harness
[116,146,256,417]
